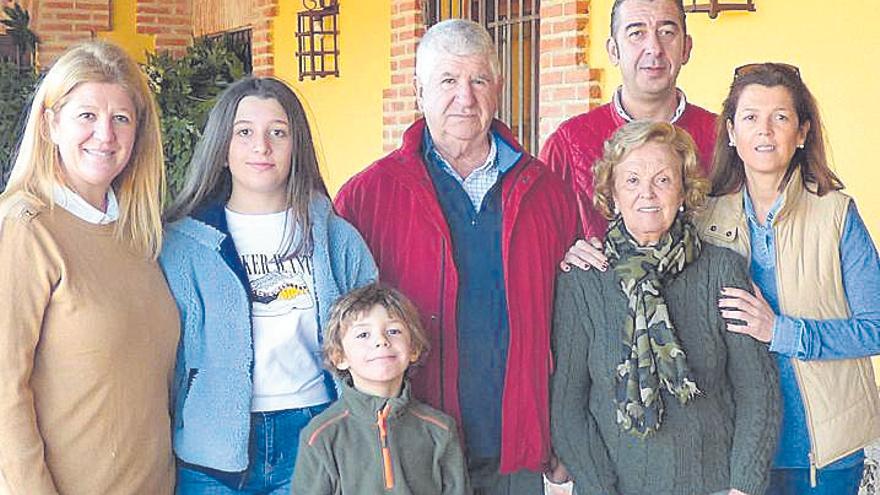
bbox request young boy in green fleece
[292,283,471,494]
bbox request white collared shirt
[52,184,119,225]
[612,86,688,124]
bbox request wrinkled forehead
[419,45,499,83]
[616,140,683,175]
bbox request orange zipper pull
[376,404,394,490]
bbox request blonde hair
[593,120,708,220]
[1,41,166,259]
[323,283,430,380]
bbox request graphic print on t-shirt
[239,254,314,317]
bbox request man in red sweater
[335,19,577,494]
[540,0,717,238]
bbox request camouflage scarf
[604,214,701,438]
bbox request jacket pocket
[701,222,739,246]
[174,368,199,429]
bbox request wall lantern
[296,0,339,81]
[683,0,755,19]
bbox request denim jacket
[159,194,377,472]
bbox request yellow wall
[273,0,391,194]
[97,0,155,63]
[589,0,880,240]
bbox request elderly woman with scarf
[550,120,780,495]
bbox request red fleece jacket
[335,119,578,473]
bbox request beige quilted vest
[696,169,880,478]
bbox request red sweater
[540,102,717,237]
[335,119,578,473]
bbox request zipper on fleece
[376,403,394,490]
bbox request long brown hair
[165,77,329,256]
[711,62,843,197]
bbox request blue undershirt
[422,130,521,459]
[743,189,880,470]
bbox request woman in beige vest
[560,63,880,494]
[698,62,880,495]
[0,41,178,494]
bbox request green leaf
[141,35,249,199]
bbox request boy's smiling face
[334,305,420,398]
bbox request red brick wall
[538,0,602,148]
[137,0,192,58]
[29,0,193,67]
[33,0,110,66]
[382,0,423,152]
[252,0,278,77]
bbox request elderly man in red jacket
[335,18,578,494]
[540,0,716,240]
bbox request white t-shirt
[225,208,330,412]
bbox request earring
[679,205,685,213]
[728,141,735,147]
[797,143,805,149]
[613,204,620,216]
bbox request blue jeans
[765,463,864,495]
[176,403,330,495]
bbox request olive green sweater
[293,379,470,494]
[551,243,780,495]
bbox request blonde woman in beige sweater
[0,41,179,494]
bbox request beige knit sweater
[0,195,179,495]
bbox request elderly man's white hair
[415,19,501,84]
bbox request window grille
[296,0,340,81]
[0,35,19,65]
[203,28,253,74]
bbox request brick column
[382,0,424,152]
[252,0,278,76]
[537,0,601,148]
[137,0,192,58]
[33,0,110,66]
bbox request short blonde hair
[1,41,165,259]
[324,283,430,379]
[593,120,709,220]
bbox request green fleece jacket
[293,379,470,495]
[551,243,780,495]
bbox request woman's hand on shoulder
[718,283,776,343]
[560,237,607,272]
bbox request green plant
[143,37,245,197]
[0,61,37,189]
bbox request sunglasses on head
[734,62,801,80]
